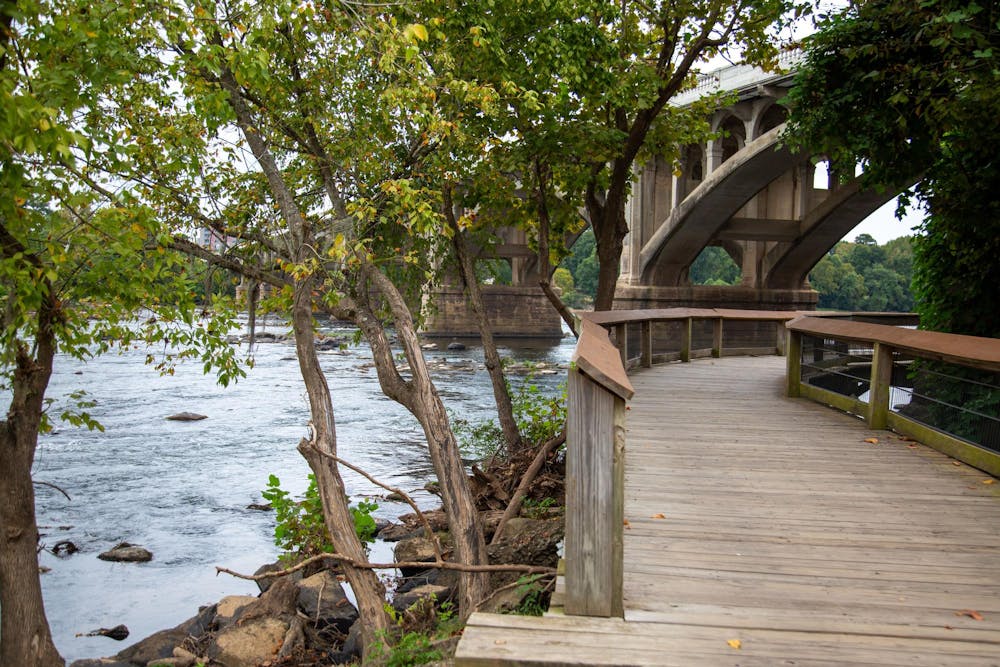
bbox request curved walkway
[457,356,1000,666]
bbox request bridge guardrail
[786,316,1000,477]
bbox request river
[28,316,573,662]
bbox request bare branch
[305,444,443,561]
[32,480,71,501]
[216,554,555,581]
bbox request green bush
[261,474,378,559]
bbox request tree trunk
[591,198,628,312]
[288,279,390,656]
[0,342,64,667]
[443,195,523,454]
[532,168,579,336]
[362,266,490,618]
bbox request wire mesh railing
[787,316,1000,474]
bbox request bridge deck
[457,356,1000,666]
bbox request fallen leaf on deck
[494,639,507,645]
[953,461,962,466]
[983,479,996,485]
[651,513,666,519]
[727,639,742,649]
[864,437,879,444]
[907,444,918,449]
[944,625,954,630]
[955,609,984,621]
[623,519,631,529]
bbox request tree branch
[216,554,555,581]
[305,444,443,561]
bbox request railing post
[640,320,652,368]
[786,328,802,398]
[565,365,625,617]
[775,322,787,356]
[868,342,893,429]
[681,317,692,362]
[614,323,627,367]
[712,318,723,358]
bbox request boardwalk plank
[456,356,1000,665]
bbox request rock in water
[447,342,466,351]
[97,543,153,562]
[77,624,130,641]
[166,412,207,421]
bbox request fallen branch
[33,480,72,501]
[490,431,566,545]
[305,444,443,561]
[216,553,555,581]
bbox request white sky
[847,197,924,244]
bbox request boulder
[327,619,363,665]
[487,517,564,588]
[114,605,215,665]
[446,342,466,351]
[214,595,257,629]
[391,583,453,613]
[165,412,207,421]
[114,627,185,665]
[393,537,439,578]
[68,661,135,667]
[98,543,153,563]
[253,560,304,593]
[296,570,358,633]
[206,616,288,667]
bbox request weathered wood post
[868,342,894,429]
[786,325,802,398]
[614,322,627,367]
[565,319,634,618]
[640,320,652,368]
[680,317,693,362]
[712,318,723,358]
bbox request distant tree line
[686,233,916,313]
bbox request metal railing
[786,316,1000,477]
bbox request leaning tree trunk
[289,278,391,655]
[0,341,64,666]
[361,265,491,617]
[443,193,523,454]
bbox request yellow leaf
[864,437,879,444]
[651,513,666,519]
[983,479,996,485]
[727,639,742,649]
[38,118,51,131]
[409,23,428,41]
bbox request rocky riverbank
[68,510,563,667]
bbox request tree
[690,246,741,285]
[0,4,241,665]
[70,1,536,650]
[436,0,802,311]
[785,0,1000,336]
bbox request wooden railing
[564,308,928,618]
[786,316,1000,477]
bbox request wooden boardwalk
[457,356,1000,666]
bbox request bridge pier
[421,284,564,339]
[614,284,818,311]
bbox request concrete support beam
[716,217,801,242]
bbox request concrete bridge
[425,54,908,337]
